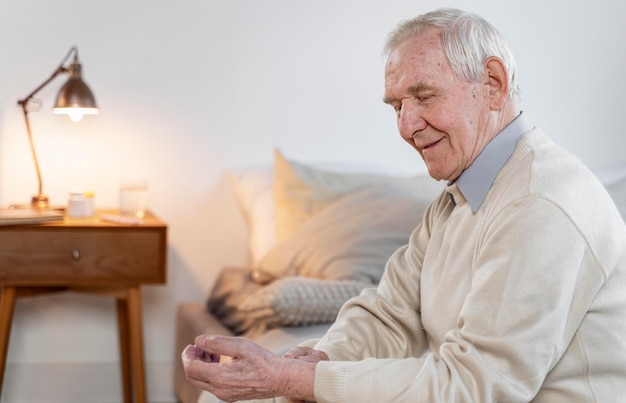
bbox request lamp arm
[17,66,67,108]
[17,46,77,107]
[18,102,45,198]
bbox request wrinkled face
[384,28,493,181]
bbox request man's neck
[492,100,521,138]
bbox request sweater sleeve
[311,197,607,403]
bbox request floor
[1,361,177,403]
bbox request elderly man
[183,8,626,402]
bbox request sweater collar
[453,112,534,213]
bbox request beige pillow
[256,185,436,284]
[273,149,442,242]
[228,167,275,266]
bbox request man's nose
[398,100,427,139]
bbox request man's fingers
[195,335,261,358]
[182,344,220,363]
[182,343,224,390]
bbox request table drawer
[0,228,166,286]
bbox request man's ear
[483,56,509,110]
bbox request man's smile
[423,138,443,150]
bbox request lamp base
[31,194,50,210]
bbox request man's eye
[417,94,434,102]
[391,103,402,116]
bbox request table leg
[127,286,146,403]
[117,298,133,403]
[0,287,17,397]
[2,286,150,402]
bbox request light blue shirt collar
[455,113,534,212]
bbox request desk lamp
[16,46,99,210]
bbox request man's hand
[182,335,316,402]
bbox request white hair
[384,8,521,101]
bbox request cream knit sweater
[312,129,626,402]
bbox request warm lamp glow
[53,107,100,122]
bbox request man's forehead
[385,29,445,69]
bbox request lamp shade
[53,61,99,122]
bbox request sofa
[174,150,626,403]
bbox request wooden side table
[0,210,167,403]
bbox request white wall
[1,1,625,401]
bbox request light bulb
[53,106,98,121]
[69,110,83,122]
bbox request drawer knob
[71,249,81,261]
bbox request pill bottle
[83,191,95,217]
[67,189,86,218]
